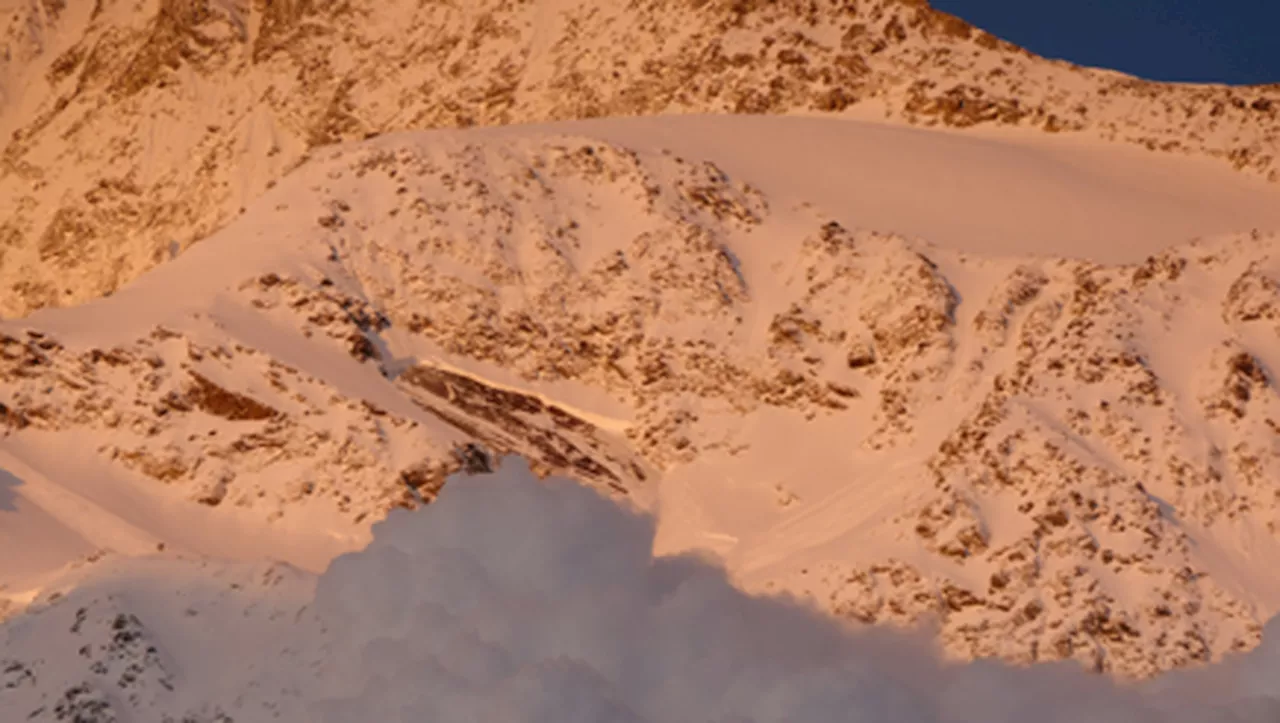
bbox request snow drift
[2,457,1278,722]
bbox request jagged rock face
[0,313,647,526]
[2,0,1278,316]
[1,132,1277,679]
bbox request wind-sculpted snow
[1,458,1278,722]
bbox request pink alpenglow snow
[1,457,1278,722]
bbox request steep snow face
[1,460,1279,723]
[2,0,1279,315]
[2,126,1279,679]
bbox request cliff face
[1,0,1278,317]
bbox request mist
[305,457,1280,722]
[2,456,1277,722]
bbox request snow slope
[2,0,1279,316]
[1,117,1278,681]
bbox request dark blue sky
[931,0,1280,85]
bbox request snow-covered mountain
[2,0,1280,719]
[2,116,1278,684]
[2,0,1278,316]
